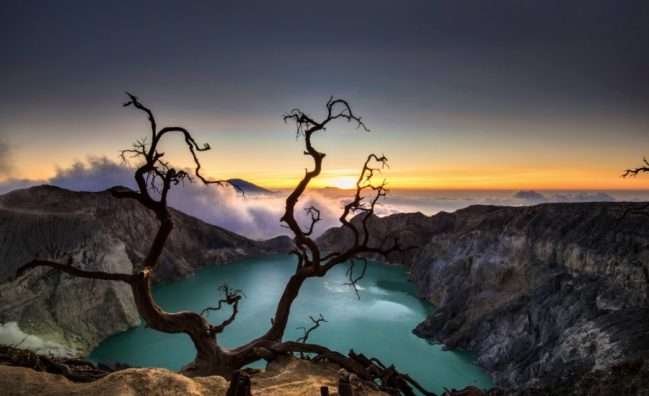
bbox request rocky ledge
[2,343,647,396]
[318,202,649,389]
[0,355,389,396]
[0,185,291,356]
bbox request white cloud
[50,156,136,192]
[0,322,77,357]
[0,156,351,239]
[167,184,345,240]
[552,192,615,202]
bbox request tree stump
[226,370,251,396]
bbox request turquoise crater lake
[90,255,493,393]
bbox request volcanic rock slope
[0,185,290,355]
[317,203,649,389]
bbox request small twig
[344,258,368,299]
[622,156,649,178]
[296,313,327,344]
[201,284,245,334]
[303,206,322,236]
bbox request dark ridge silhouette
[226,178,274,194]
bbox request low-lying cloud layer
[0,157,645,240]
[166,183,345,240]
[0,157,136,195]
[0,322,76,357]
[0,157,348,239]
[50,157,136,192]
[513,190,616,204]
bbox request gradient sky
[1,0,648,190]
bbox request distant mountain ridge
[227,178,275,194]
[0,185,291,355]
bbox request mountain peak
[227,179,274,194]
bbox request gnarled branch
[296,313,327,343]
[622,156,649,178]
[16,94,240,378]
[344,258,368,299]
[617,157,649,226]
[303,206,322,237]
[201,284,245,334]
[255,342,434,395]
[264,97,409,344]
[16,259,132,284]
[119,92,238,218]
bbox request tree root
[2,340,435,395]
[259,341,437,396]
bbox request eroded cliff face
[0,185,291,355]
[317,203,649,389]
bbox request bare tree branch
[15,93,242,378]
[296,313,327,343]
[120,92,241,212]
[264,97,409,345]
[16,259,132,284]
[303,206,322,237]
[622,156,649,178]
[618,156,649,225]
[344,258,368,299]
[14,94,433,392]
[201,284,245,334]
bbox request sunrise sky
[1,1,648,191]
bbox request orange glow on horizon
[230,168,649,191]
[319,176,358,189]
[225,175,649,192]
[5,158,649,192]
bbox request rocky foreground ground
[1,349,647,396]
[0,345,388,396]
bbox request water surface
[90,255,493,393]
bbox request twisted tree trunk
[16,94,433,395]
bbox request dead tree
[16,94,432,395]
[619,157,649,221]
[623,157,649,178]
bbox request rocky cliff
[0,185,291,356]
[317,203,649,389]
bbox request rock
[317,202,649,389]
[97,360,133,372]
[1,342,646,396]
[226,370,251,396]
[0,365,230,396]
[446,356,649,395]
[0,185,291,356]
